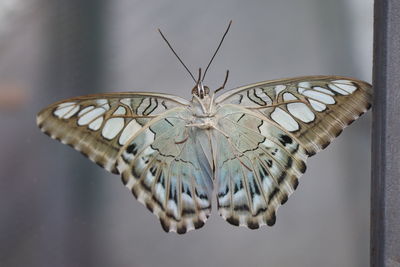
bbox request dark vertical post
[371,0,400,266]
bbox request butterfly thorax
[191,93,216,114]
[189,91,219,130]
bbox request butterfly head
[192,82,210,99]
[191,74,215,116]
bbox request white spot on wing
[227,94,243,105]
[254,88,272,104]
[144,171,155,188]
[54,105,76,118]
[332,81,357,94]
[181,193,195,206]
[114,106,126,115]
[167,200,179,219]
[313,86,335,95]
[298,82,311,88]
[78,108,106,126]
[274,85,286,95]
[155,183,165,203]
[218,192,230,206]
[119,120,142,145]
[58,102,76,108]
[302,90,335,104]
[262,175,273,194]
[120,98,131,105]
[88,117,103,130]
[332,79,353,84]
[102,118,125,140]
[298,87,306,94]
[78,106,94,116]
[270,108,299,131]
[283,93,297,101]
[287,103,315,123]
[328,84,349,95]
[96,99,108,105]
[54,105,80,119]
[137,98,151,114]
[252,195,265,212]
[232,188,246,204]
[96,99,110,110]
[197,195,210,209]
[309,99,326,112]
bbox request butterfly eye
[191,85,199,96]
[191,85,210,98]
[204,86,210,95]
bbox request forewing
[117,108,213,234]
[216,76,372,156]
[215,105,307,228]
[37,92,189,173]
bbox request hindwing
[214,105,307,228]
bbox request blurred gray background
[0,0,373,266]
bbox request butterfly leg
[175,128,189,144]
[214,70,229,94]
[207,70,228,114]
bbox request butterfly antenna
[158,28,197,83]
[202,20,232,82]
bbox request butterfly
[36,22,372,234]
